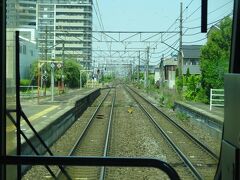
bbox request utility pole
[45,26,48,62]
[130,59,134,81]
[51,62,55,102]
[147,46,150,88]
[43,26,48,96]
[160,54,164,87]
[128,62,131,81]
[178,2,183,78]
[144,46,150,88]
[138,51,140,83]
[41,44,44,89]
[61,41,65,92]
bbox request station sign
[51,62,55,69]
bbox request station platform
[174,101,224,129]
[7,88,100,155]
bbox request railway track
[126,85,218,179]
[57,88,115,179]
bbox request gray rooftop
[182,45,202,59]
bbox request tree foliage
[60,59,83,88]
[183,75,204,101]
[200,16,232,94]
[30,58,85,88]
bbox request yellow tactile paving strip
[7,105,59,133]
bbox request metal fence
[20,86,38,98]
[210,89,224,110]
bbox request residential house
[182,45,202,75]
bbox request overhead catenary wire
[92,0,233,66]
[183,0,195,13]
[149,9,232,61]
[183,37,207,44]
[92,1,115,64]
[183,6,201,23]
[183,12,233,30]
[184,0,233,23]
[160,0,196,42]
[155,15,232,58]
[95,0,104,30]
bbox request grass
[176,112,190,122]
[133,81,183,109]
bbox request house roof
[182,45,201,59]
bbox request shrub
[20,79,31,86]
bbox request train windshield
[2,0,237,179]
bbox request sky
[92,0,234,66]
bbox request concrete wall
[168,71,176,89]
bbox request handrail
[1,156,180,180]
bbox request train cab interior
[0,0,240,179]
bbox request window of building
[23,45,27,55]
[20,45,22,54]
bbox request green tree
[29,61,38,85]
[185,67,190,83]
[200,16,232,95]
[62,59,83,88]
[30,59,85,88]
[183,75,201,100]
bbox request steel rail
[125,86,203,179]
[99,88,116,180]
[69,89,111,156]
[56,89,111,179]
[129,86,219,160]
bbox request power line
[93,4,103,30]
[163,32,179,42]
[151,39,179,57]
[183,31,202,36]
[95,0,104,30]
[209,0,233,15]
[183,10,232,37]
[183,6,201,23]
[182,12,233,44]
[161,0,196,42]
[183,0,195,13]
[92,1,115,59]
[183,12,233,30]
[183,37,207,44]
[184,1,233,23]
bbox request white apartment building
[37,0,92,68]
[7,0,37,29]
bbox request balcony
[56,44,84,48]
[56,22,85,27]
[57,15,84,19]
[57,8,85,13]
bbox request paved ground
[23,88,94,111]
[6,88,98,153]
